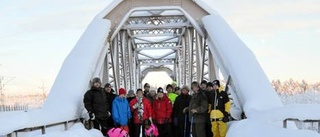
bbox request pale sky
[0,0,319,95]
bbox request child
[144,119,159,137]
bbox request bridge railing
[6,118,84,137]
[283,118,320,133]
[0,105,29,112]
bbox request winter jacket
[153,95,172,124]
[130,97,153,124]
[209,90,230,119]
[106,92,117,112]
[173,94,191,122]
[83,87,110,119]
[189,91,208,123]
[168,93,178,104]
[112,96,132,126]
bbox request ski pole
[190,115,194,137]
[184,114,187,137]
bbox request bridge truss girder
[103,8,217,92]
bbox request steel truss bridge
[2,0,285,136]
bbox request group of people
[83,77,231,137]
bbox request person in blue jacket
[112,88,132,132]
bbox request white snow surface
[249,104,320,121]
[35,123,103,137]
[228,119,320,137]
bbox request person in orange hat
[112,88,132,132]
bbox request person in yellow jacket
[166,84,178,104]
[209,80,231,137]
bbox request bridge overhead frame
[102,1,218,91]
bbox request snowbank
[35,123,103,137]
[248,104,320,121]
[228,119,320,137]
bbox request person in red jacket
[153,87,173,137]
[130,88,153,137]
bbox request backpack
[107,127,129,137]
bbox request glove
[183,107,189,114]
[133,103,139,109]
[164,118,169,124]
[107,111,111,117]
[190,109,197,114]
[221,111,230,122]
[222,116,229,123]
[89,112,95,120]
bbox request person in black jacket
[83,77,111,136]
[104,83,117,130]
[173,85,191,137]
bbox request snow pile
[228,119,320,137]
[248,104,320,121]
[0,111,28,135]
[35,123,103,137]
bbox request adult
[130,89,153,137]
[143,83,151,97]
[153,87,173,137]
[166,84,178,104]
[188,81,208,137]
[173,85,191,137]
[104,83,117,129]
[210,80,231,137]
[83,77,110,136]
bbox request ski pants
[211,121,227,137]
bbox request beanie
[91,77,101,86]
[119,88,126,95]
[104,83,111,88]
[213,80,220,87]
[206,82,214,87]
[157,87,164,93]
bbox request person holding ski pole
[173,85,191,137]
[188,81,208,137]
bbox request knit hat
[119,88,126,95]
[157,87,164,93]
[213,80,220,87]
[206,82,214,87]
[91,77,101,85]
[181,85,189,91]
[128,89,135,96]
[104,83,111,88]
